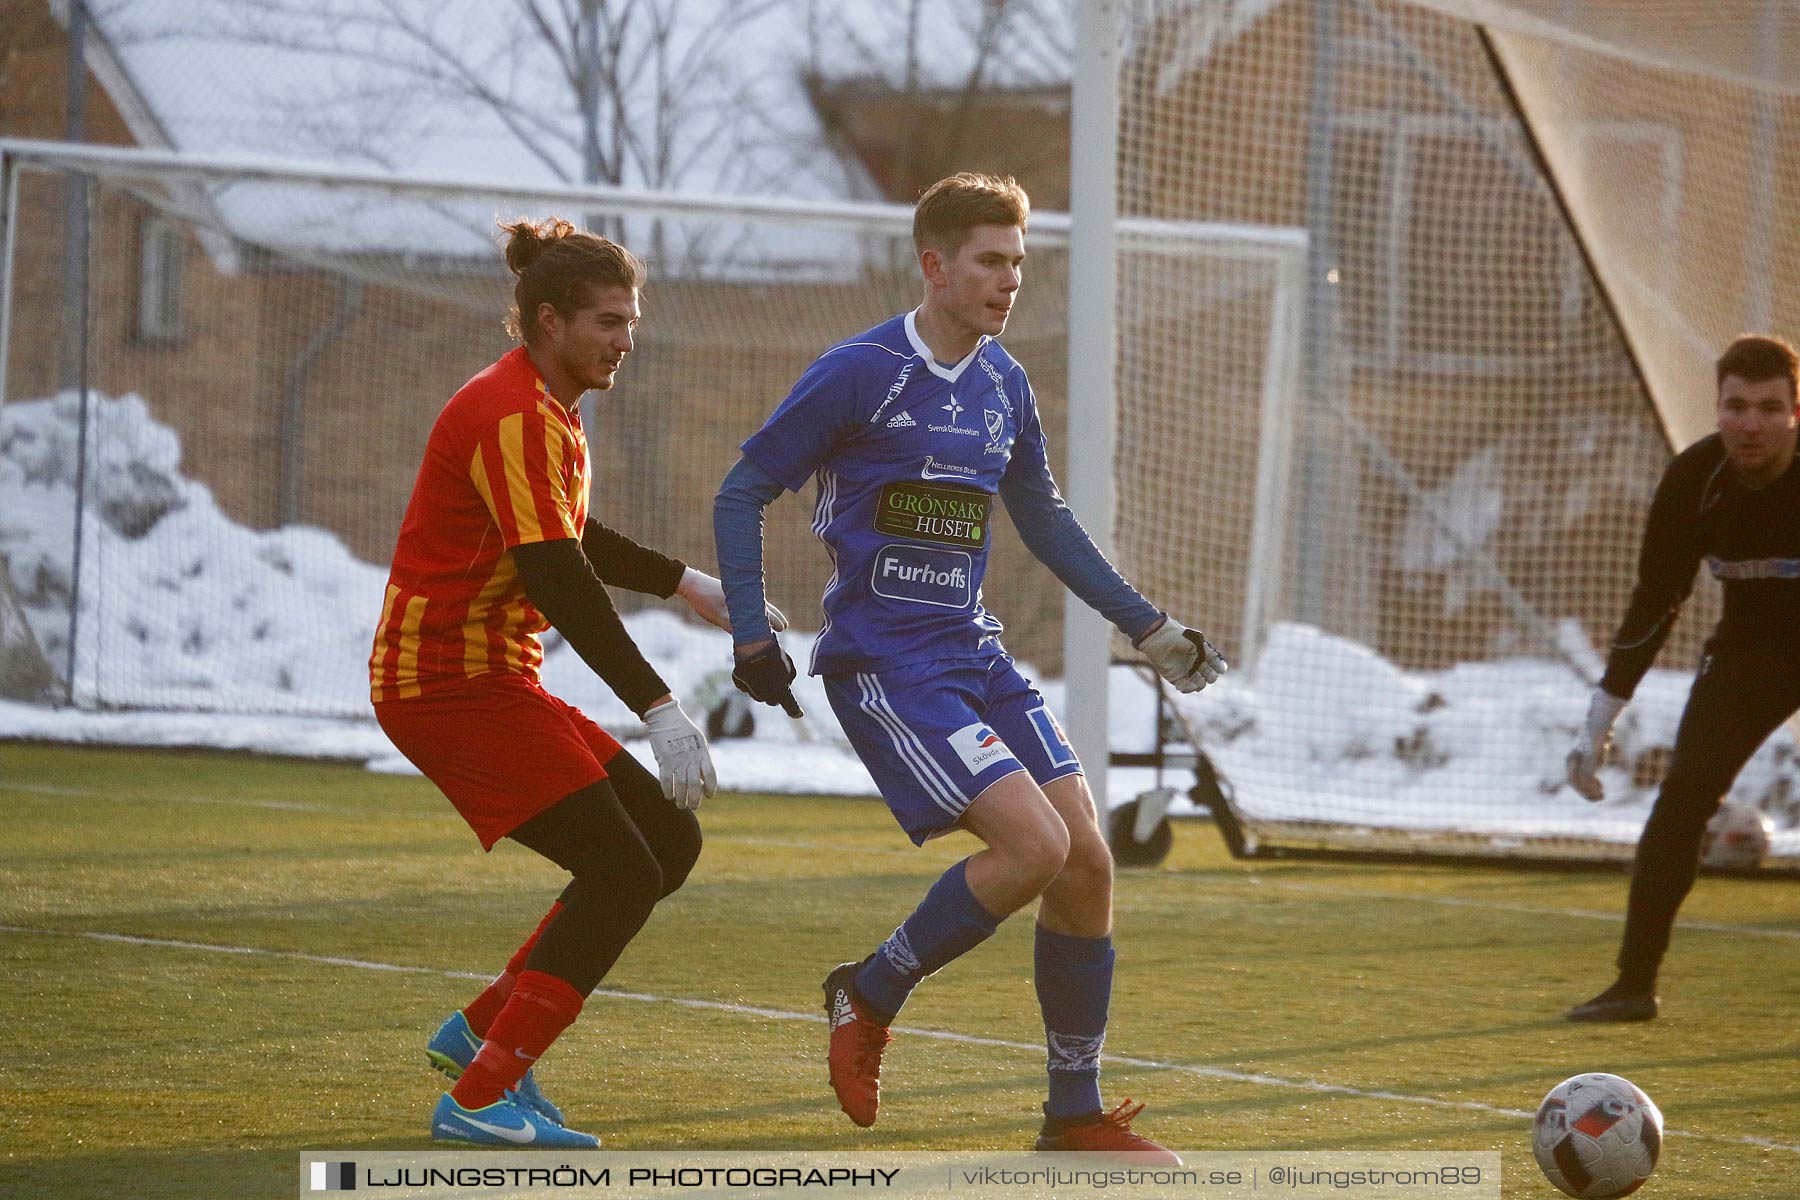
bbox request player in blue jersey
[713,174,1226,1158]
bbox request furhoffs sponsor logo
[870,544,974,609]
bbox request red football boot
[823,961,892,1127]
[1034,1100,1183,1164]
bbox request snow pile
[1123,625,1800,848]
[3,390,1796,852]
[1,391,389,714]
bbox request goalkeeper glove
[642,698,717,811]
[732,641,804,718]
[1134,617,1228,694]
[1566,688,1627,802]
[676,566,787,634]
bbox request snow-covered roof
[57,1,1078,265]
[57,1,1309,268]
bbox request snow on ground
[4,390,1797,856]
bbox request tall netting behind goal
[0,146,1296,741]
[1107,0,1798,867]
[0,154,927,723]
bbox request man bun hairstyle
[1716,333,1799,395]
[912,173,1030,257]
[501,216,644,344]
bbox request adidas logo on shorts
[886,411,916,428]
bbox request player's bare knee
[1060,827,1114,889]
[1015,818,1071,893]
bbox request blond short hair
[912,173,1030,257]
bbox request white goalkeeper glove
[1566,689,1627,802]
[642,697,717,811]
[677,566,787,635]
[1134,617,1228,694]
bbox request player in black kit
[1564,334,1800,1021]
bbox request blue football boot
[430,1092,599,1149]
[426,1011,567,1126]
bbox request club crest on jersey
[948,721,1018,775]
[983,408,1006,455]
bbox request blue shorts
[824,655,1083,846]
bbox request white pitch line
[2,923,1795,1156]
[1245,879,1800,942]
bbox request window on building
[135,213,184,343]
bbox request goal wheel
[1109,795,1174,867]
[704,690,755,740]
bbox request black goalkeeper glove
[732,641,804,718]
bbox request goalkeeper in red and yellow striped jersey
[370,217,784,1149]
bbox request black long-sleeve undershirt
[1600,433,1800,699]
[581,517,686,598]
[513,524,686,716]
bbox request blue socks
[1034,924,1113,1118]
[850,861,1115,1118]
[853,858,1000,1023]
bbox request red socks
[450,970,585,1110]
[462,902,564,1037]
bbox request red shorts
[375,673,623,850]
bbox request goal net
[1100,0,1798,868]
[0,141,1300,738]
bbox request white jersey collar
[905,308,989,383]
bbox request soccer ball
[1532,1073,1663,1198]
[1700,800,1772,869]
